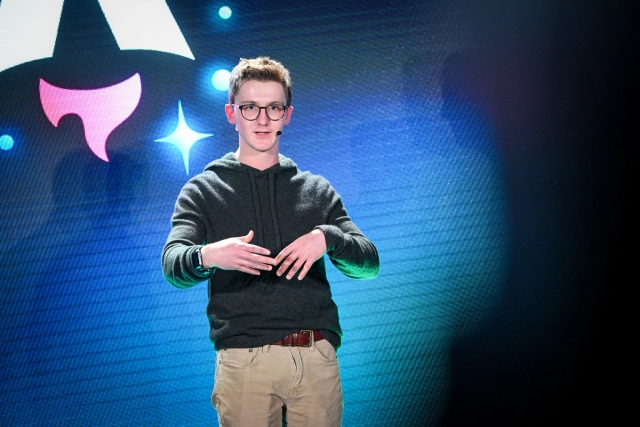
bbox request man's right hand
[200,230,277,275]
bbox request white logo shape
[0,0,194,73]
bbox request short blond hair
[228,57,292,106]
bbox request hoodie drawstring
[247,169,265,247]
[268,171,282,251]
[245,165,283,252]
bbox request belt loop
[310,330,316,352]
[263,344,270,353]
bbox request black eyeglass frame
[232,104,289,121]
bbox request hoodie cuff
[315,225,344,252]
[189,246,213,277]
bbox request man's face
[225,80,292,156]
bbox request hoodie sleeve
[162,180,214,288]
[315,187,380,280]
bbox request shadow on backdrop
[0,149,174,425]
[338,51,509,425]
[442,1,631,425]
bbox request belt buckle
[300,330,313,347]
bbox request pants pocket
[314,339,338,363]
[218,347,261,367]
[211,353,220,409]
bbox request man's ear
[225,104,236,124]
[284,105,293,125]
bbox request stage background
[0,0,630,426]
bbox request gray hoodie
[162,152,379,350]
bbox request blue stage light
[0,134,14,150]
[212,69,231,91]
[218,6,232,20]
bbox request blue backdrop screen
[1,0,626,426]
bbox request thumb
[239,230,254,243]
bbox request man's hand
[275,228,327,280]
[201,230,277,275]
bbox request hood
[202,152,297,252]
[203,152,297,174]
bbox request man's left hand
[274,228,327,280]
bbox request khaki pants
[212,339,343,427]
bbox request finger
[244,244,271,256]
[237,265,261,275]
[297,262,313,280]
[274,247,292,265]
[242,257,275,270]
[243,262,272,271]
[248,253,278,265]
[239,230,254,243]
[276,253,298,276]
[286,258,306,280]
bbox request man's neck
[234,148,279,171]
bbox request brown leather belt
[272,330,324,347]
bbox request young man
[162,57,379,426]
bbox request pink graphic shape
[39,73,142,161]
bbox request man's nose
[257,108,270,123]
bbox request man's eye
[242,105,256,110]
[269,105,284,112]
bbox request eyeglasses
[232,104,288,121]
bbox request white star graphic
[156,101,212,174]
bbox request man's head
[225,57,294,166]
[228,57,292,106]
